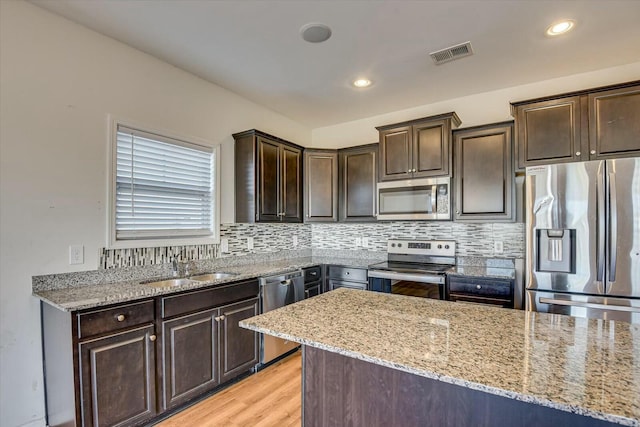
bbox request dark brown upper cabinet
[234,130,303,223]
[304,149,338,222]
[377,112,461,181]
[589,84,640,159]
[513,96,584,169]
[339,144,378,222]
[512,81,640,169]
[453,122,515,222]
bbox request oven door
[368,270,444,300]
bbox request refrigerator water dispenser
[536,229,576,273]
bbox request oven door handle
[367,270,445,285]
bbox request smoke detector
[429,41,474,65]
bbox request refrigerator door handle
[608,172,618,284]
[596,166,606,283]
[539,297,640,313]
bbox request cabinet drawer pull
[476,285,482,289]
[116,314,125,322]
[149,334,157,342]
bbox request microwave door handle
[608,172,617,284]
[431,185,437,212]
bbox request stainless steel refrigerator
[525,158,640,323]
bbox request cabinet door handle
[575,151,581,156]
[149,334,157,342]
[215,315,226,322]
[116,314,125,322]
[476,285,482,290]
[590,150,596,155]
[412,169,416,173]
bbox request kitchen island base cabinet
[302,345,619,427]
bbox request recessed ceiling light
[546,20,575,36]
[300,23,332,43]
[353,79,372,88]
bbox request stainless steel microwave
[376,177,451,220]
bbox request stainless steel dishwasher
[259,270,304,364]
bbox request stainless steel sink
[140,278,197,288]
[189,272,238,281]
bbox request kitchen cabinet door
[161,309,219,409]
[218,298,259,384]
[379,126,412,181]
[413,118,451,178]
[257,136,282,222]
[79,324,157,427]
[589,84,640,159]
[514,96,584,169]
[377,113,460,181]
[454,122,515,222]
[234,129,304,223]
[304,149,338,222]
[339,144,378,222]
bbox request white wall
[0,2,311,426]
[311,61,640,148]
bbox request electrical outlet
[220,238,229,253]
[494,241,504,254]
[293,236,298,247]
[355,237,362,247]
[69,245,84,265]
[247,236,254,250]
[362,237,369,248]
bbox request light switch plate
[362,237,369,248]
[247,237,254,250]
[220,238,229,253]
[355,237,362,247]
[69,245,84,265]
[293,236,298,247]
[494,241,504,254]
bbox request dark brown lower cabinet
[42,281,259,427]
[161,309,219,409]
[303,345,619,427]
[161,298,258,409]
[79,325,157,427]
[218,298,259,384]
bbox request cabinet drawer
[161,280,259,319]
[304,266,322,283]
[447,276,513,298]
[329,279,367,291]
[327,266,367,282]
[78,300,155,339]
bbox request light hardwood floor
[157,351,302,427]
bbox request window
[108,119,219,248]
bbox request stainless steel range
[368,239,456,299]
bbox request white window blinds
[115,125,214,240]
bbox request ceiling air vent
[429,41,473,65]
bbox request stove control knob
[398,243,403,248]
[444,244,450,249]
[437,244,442,249]
[391,243,396,248]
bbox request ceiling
[30,0,640,128]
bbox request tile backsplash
[100,221,524,268]
[311,221,524,258]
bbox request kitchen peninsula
[240,288,640,427]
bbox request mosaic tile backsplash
[100,221,524,268]
[100,223,312,268]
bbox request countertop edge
[240,321,638,427]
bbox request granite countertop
[240,289,640,426]
[33,256,378,312]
